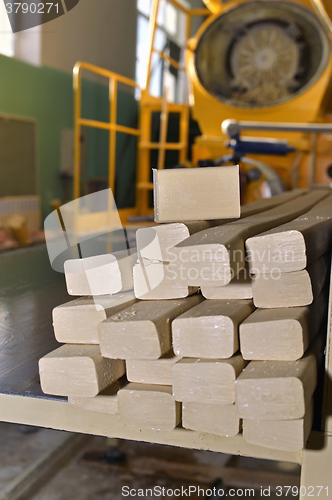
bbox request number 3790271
[5,3,60,14]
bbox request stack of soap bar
[38,185,331,447]
[239,288,327,361]
[172,355,246,437]
[169,190,328,287]
[242,399,314,452]
[235,339,319,420]
[134,222,212,300]
[235,334,324,450]
[251,252,330,308]
[246,194,332,273]
[122,350,182,430]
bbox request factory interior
[1,0,332,498]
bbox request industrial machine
[73,0,332,217]
[188,0,332,192]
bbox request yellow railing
[73,2,211,218]
[143,0,209,93]
[73,61,141,202]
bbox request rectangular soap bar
[53,292,137,344]
[243,399,314,452]
[239,288,327,361]
[182,402,240,438]
[133,261,198,300]
[99,295,203,360]
[172,355,247,404]
[153,166,241,222]
[64,249,136,296]
[126,350,182,386]
[172,299,254,359]
[68,378,126,415]
[201,269,253,300]
[117,383,181,431]
[39,345,125,397]
[235,334,323,420]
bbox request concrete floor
[0,423,301,500]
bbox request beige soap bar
[53,292,137,344]
[68,378,126,415]
[117,383,181,431]
[252,252,329,308]
[239,289,327,361]
[153,166,241,222]
[182,402,240,438]
[243,400,314,452]
[136,222,211,262]
[39,345,125,397]
[201,269,253,300]
[246,194,332,273]
[64,259,90,295]
[170,190,328,286]
[126,350,182,385]
[172,355,247,404]
[133,261,198,300]
[99,295,203,360]
[64,249,136,296]
[235,334,323,420]
[172,299,255,359]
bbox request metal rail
[222,119,332,189]
[73,61,141,200]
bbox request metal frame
[73,61,141,220]
[222,119,332,189]
[135,0,210,215]
[143,0,209,93]
[72,2,211,218]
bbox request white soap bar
[153,166,240,222]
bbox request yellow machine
[188,0,332,190]
[73,0,332,218]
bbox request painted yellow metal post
[144,0,160,93]
[179,106,190,162]
[157,91,170,171]
[186,12,192,40]
[137,107,153,214]
[73,64,82,200]
[109,78,118,194]
[72,62,140,221]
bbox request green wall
[0,54,73,220]
[0,54,138,222]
